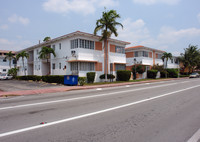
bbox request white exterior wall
[16,32,128,82]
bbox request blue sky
[0,0,200,56]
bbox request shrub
[42,75,64,84]
[160,70,168,78]
[87,72,96,83]
[8,68,18,78]
[166,69,178,78]
[117,70,131,81]
[136,65,145,74]
[78,77,86,86]
[147,70,158,79]
[180,75,189,77]
[99,74,115,79]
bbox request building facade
[17,31,130,82]
[0,50,16,74]
[125,45,179,79]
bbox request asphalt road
[0,78,200,142]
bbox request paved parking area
[0,80,61,92]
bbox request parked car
[189,72,200,78]
[0,74,13,80]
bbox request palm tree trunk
[22,58,26,76]
[9,59,11,69]
[104,39,108,82]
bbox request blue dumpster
[64,75,78,86]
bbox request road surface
[0,78,200,142]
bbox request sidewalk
[0,78,187,97]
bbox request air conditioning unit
[71,50,76,56]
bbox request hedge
[99,74,115,79]
[87,72,95,83]
[166,69,178,78]
[78,77,86,86]
[117,70,131,81]
[147,70,158,79]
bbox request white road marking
[187,128,200,142]
[96,88,102,90]
[0,84,200,138]
[0,82,179,111]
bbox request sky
[0,0,200,56]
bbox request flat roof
[125,45,165,53]
[18,31,131,53]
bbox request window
[157,54,162,59]
[115,64,126,71]
[38,65,40,70]
[171,59,173,63]
[80,62,94,71]
[0,53,2,55]
[52,63,55,69]
[3,59,6,62]
[71,39,94,49]
[52,45,55,51]
[36,49,39,55]
[3,69,6,72]
[135,51,138,57]
[59,63,61,69]
[13,59,17,64]
[59,43,61,50]
[115,46,125,54]
[143,51,148,57]
[71,62,78,71]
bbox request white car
[0,74,13,80]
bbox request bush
[147,70,158,79]
[42,75,64,84]
[99,74,115,79]
[78,77,86,86]
[87,72,95,83]
[166,69,178,78]
[8,68,18,78]
[117,70,131,81]
[180,75,189,77]
[136,65,145,74]
[160,70,168,78]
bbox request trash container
[64,75,78,86]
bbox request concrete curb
[0,77,188,97]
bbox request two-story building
[0,50,16,74]
[125,45,179,79]
[17,31,130,82]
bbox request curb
[0,77,188,97]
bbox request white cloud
[197,13,200,23]
[117,18,200,54]
[43,0,119,15]
[8,14,30,25]
[0,24,8,30]
[0,38,32,51]
[132,0,181,5]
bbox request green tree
[5,51,15,69]
[8,68,18,78]
[94,8,123,81]
[16,51,29,76]
[179,45,200,73]
[38,46,56,75]
[161,52,172,69]
[43,37,51,42]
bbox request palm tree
[179,45,200,73]
[43,37,51,42]
[161,52,172,69]
[38,46,56,75]
[5,51,15,69]
[16,51,29,76]
[94,8,123,81]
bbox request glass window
[157,54,162,59]
[115,64,126,71]
[115,46,125,54]
[59,43,61,49]
[52,45,55,51]
[171,59,173,63]
[79,62,95,71]
[3,59,6,62]
[71,62,78,71]
[3,69,6,72]
[135,51,138,57]
[52,63,55,69]
[143,51,148,57]
[59,63,61,69]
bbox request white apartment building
[0,50,16,74]
[125,45,179,79]
[17,31,130,82]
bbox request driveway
[0,80,61,92]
